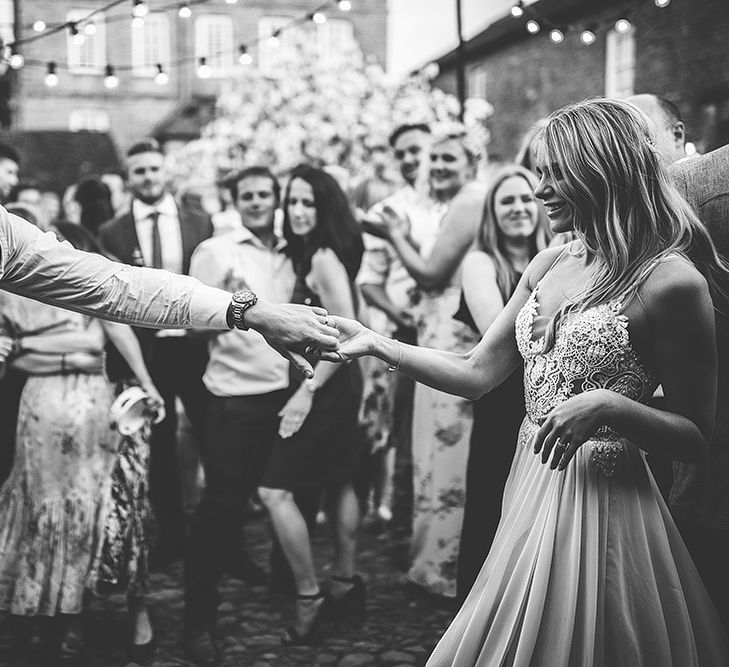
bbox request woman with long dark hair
[319,99,729,665]
[258,164,365,644]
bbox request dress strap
[534,242,573,289]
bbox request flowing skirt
[427,417,729,666]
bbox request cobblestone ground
[0,517,456,667]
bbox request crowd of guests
[0,89,727,667]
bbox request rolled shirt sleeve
[0,208,231,330]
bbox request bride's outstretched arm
[323,252,558,399]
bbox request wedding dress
[427,281,729,666]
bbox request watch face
[232,290,256,306]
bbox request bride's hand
[532,389,615,471]
[315,317,377,362]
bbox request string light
[155,63,169,84]
[104,64,119,88]
[132,1,149,18]
[224,0,238,3]
[238,45,252,65]
[69,24,85,46]
[615,18,632,33]
[178,3,192,19]
[526,19,540,34]
[580,27,597,45]
[549,28,565,43]
[197,56,212,78]
[655,0,670,6]
[8,52,25,70]
[510,1,524,19]
[132,16,145,29]
[312,12,327,24]
[84,22,97,36]
[267,30,281,48]
[44,62,58,87]
[33,20,46,32]
[338,1,352,11]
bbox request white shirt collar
[133,193,177,221]
[225,225,287,252]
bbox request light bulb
[133,1,149,18]
[9,53,25,69]
[197,58,212,78]
[549,28,564,43]
[72,32,85,46]
[313,12,326,24]
[580,29,596,45]
[526,20,540,34]
[178,4,192,18]
[615,18,632,34]
[33,20,47,32]
[84,23,97,35]
[225,0,238,4]
[267,34,280,48]
[155,71,169,84]
[45,63,59,87]
[104,65,119,88]
[239,50,252,65]
[655,0,670,6]
[510,2,524,18]
[132,16,144,29]
[338,1,352,11]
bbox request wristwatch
[226,290,259,330]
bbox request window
[69,108,110,132]
[605,28,635,98]
[66,9,106,73]
[468,67,487,99]
[131,13,170,76]
[317,18,355,61]
[195,14,234,77]
[0,0,14,45]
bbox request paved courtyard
[0,517,456,667]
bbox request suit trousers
[148,336,209,550]
[183,388,289,628]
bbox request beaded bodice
[514,285,659,475]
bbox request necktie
[149,210,162,269]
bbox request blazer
[97,198,214,376]
[98,198,214,276]
[669,146,729,531]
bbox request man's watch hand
[243,300,341,378]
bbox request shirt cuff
[189,284,232,330]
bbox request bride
[319,98,729,665]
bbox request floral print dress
[0,293,120,615]
[408,283,479,598]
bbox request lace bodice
[514,285,659,475]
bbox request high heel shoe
[281,590,332,646]
[330,574,367,627]
[128,609,156,664]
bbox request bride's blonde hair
[533,97,729,348]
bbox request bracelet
[61,353,67,374]
[387,340,402,373]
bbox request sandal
[281,590,332,646]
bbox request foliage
[166,22,492,193]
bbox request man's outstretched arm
[0,209,338,376]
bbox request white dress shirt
[190,227,296,397]
[133,193,184,275]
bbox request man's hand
[244,300,340,378]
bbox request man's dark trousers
[183,388,289,628]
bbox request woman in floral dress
[364,123,486,598]
[0,223,162,665]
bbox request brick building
[432,0,729,162]
[1,0,387,154]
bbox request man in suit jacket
[669,144,729,632]
[99,138,214,568]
